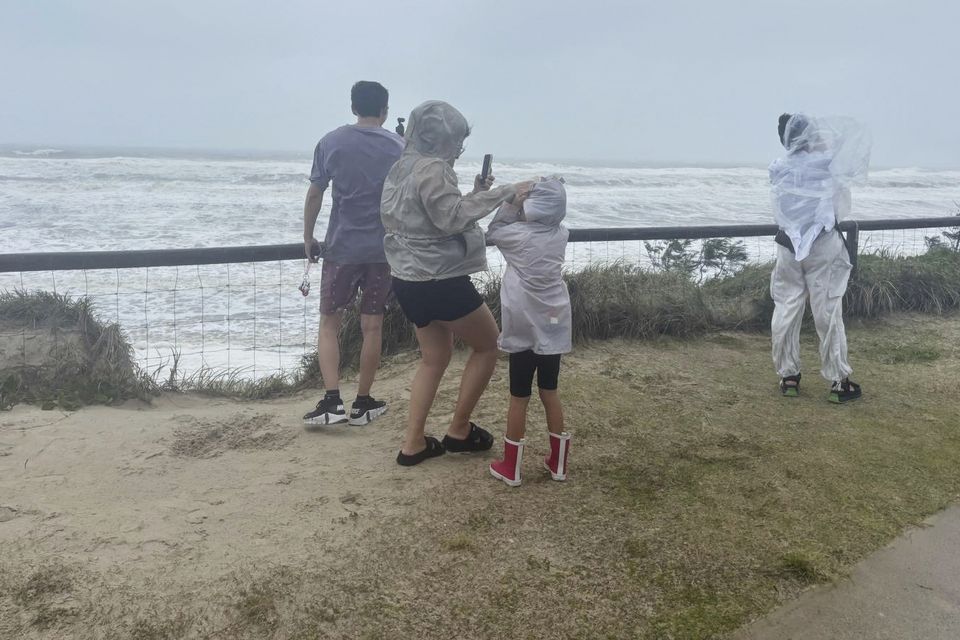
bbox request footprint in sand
[185,509,208,525]
[277,472,298,485]
[296,496,330,512]
[0,505,19,522]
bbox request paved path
[734,505,960,640]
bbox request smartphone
[480,154,493,181]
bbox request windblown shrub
[0,290,156,410]
[320,247,960,377]
[847,250,960,318]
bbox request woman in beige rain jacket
[381,100,533,466]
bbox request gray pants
[770,230,853,383]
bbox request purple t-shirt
[310,125,404,264]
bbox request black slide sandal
[396,436,445,466]
[442,422,494,453]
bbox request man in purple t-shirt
[302,81,404,427]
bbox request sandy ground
[1,392,413,573]
[0,352,479,629]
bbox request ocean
[2,148,958,378]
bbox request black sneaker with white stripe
[303,396,348,426]
[349,396,388,426]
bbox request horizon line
[1,143,957,172]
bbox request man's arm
[304,182,325,261]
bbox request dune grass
[846,249,960,317]
[3,247,959,408]
[328,248,960,375]
[0,290,157,410]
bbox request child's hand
[513,181,535,205]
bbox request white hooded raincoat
[487,179,572,355]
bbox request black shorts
[509,350,562,398]
[392,276,484,329]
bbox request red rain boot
[544,431,571,481]
[489,437,524,487]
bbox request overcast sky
[2,0,957,167]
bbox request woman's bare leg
[401,323,453,455]
[439,304,500,439]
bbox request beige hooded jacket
[380,101,517,281]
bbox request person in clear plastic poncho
[380,100,534,466]
[769,113,870,403]
[486,177,573,486]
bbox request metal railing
[1,216,957,379]
[3,216,957,273]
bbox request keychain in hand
[299,261,312,297]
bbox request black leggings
[509,350,562,398]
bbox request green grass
[776,551,830,583]
[441,532,478,554]
[297,317,960,638]
[11,562,75,607]
[5,314,957,639]
[126,615,195,640]
[230,580,281,631]
[2,560,79,631]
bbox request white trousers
[770,230,853,383]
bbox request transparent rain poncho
[487,178,572,355]
[769,115,872,261]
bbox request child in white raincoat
[769,113,870,403]
[486,178,572,487]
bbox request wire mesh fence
[2,217,958,381]
[0,262,311,380]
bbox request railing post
[846,222,859,276]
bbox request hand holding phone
[481,154,493,181]
[473,154,495,193]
